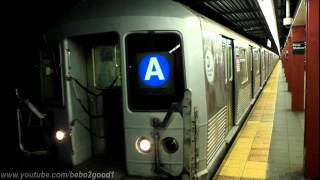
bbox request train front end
[124,32,186,177]
[42,0,203,178]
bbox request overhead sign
[292,41,305,54]
[138,54,170,87]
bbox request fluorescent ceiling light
[267,39,272,47]
[257,0,281,54]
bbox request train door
[268,53,272,75]
[62,39,93,165]
[249,46,254,99]
[264,51,268,80]
[58,32,125,169]
[222,37,234,133]
[85,33,124,168]
[252,48,261,98]
[251,47,261,99]
[87,40,124,165]
[234,41,252,125]
[264,52,267,78]
[260,50,265,86]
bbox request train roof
[56,0,194,25]
[46,0,278,56]
[46,0,200,39]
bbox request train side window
[237,48,248,84]
[222,44,227,82]
[126,32,184,111]
[227,45,233,80]
[222,38,233,81]
[262,51,265,69]
[93,45,120,89]
[255,50,260,74]
[264,52,268,68]
[39,42,63,106]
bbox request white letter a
[144,57,165,80]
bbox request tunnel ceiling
[178,0,299,54]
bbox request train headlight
[136,137,151,153]
[55,130,67,142]
[162,137,179,154]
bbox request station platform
[214,62,305,179]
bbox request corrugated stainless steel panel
[236,84,251,123]
[207,106,228,165]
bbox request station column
[282,45,288,80]
[304,0,319,178]
[291,26,305,111]
[287,36,293,92]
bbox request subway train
[17,0,279,179]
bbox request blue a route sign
[138,54,171,87]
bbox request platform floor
[214,62,305,180]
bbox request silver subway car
[34,0,279,179]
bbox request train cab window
[126,33,184,111]
[93,45,120,89]
[40,42,63,106]
[236,47,249,84]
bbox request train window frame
[223,43,228,84]
[39,41,64,106]
[125,31,185,111]
[237,47,249,85]
[262,51,265,70]
[264,51,268,69]
[92,45,121,89]
[254,49,260,75]
[227,45,233,81]
[222,37,233,83]
[240,58,249,85]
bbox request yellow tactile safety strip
[215,62,281,180]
